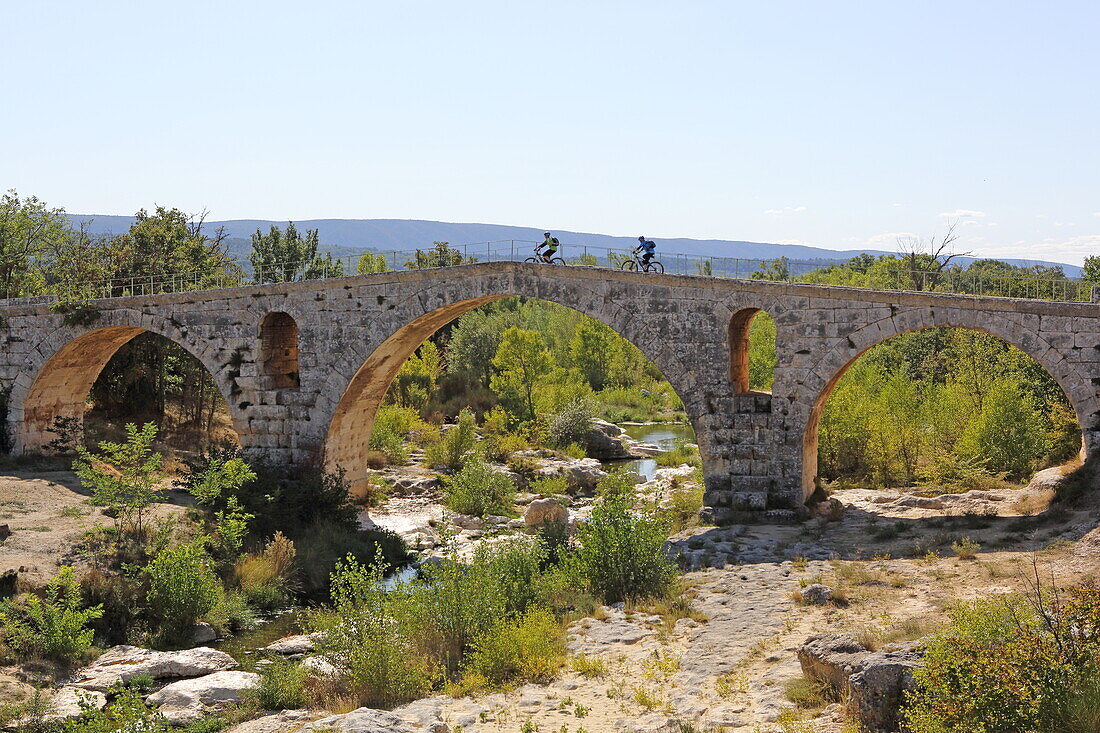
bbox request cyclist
[635,236,657,269]
[536,232,560,263]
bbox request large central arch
[8,311,243,454]
[320,276,706,494]
[799,308,1097,498]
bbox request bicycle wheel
[646,261,665,273]
[550,257,565,265]
[524,257,538,263]
[620,260,638,271]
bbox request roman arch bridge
[0,262,1097,521]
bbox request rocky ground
[2,432,1097,731]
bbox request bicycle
[620,250,664,273]
[525,247,565,265]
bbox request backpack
[643,240,655,252]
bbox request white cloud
[868,231,917,244]
[1094,212,1100,217]
[968,234,1100,266]
[939,209,986,219]
[763,205,807,215]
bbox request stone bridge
[0,262,1097,521]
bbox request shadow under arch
[11,319,243,454]
[800,317,1093,500]
[323,293,704,494]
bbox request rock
[583,419,633,460]
[452,514,484,530]
[69,645,238,692]
[799,584,836,606]
[518,454,608,494]
[301,706,416,732]
[797,634,871,694]
[43,686,107,722]
[386,474,440,496]
[524,498,569,528]
[262,633,318,656]
[301,655,340,678]
[146,670,260,724]
[848,641,925,731]
[798,634,925,731]
[1026,465,1068,491]
[890,495,945,510]
[191,622,217,645]
[225,709,314,733]
[0,525,10,541]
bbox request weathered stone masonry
[0,262,1097,521]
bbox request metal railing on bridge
[5,239,1098,304]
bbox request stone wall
[1,262,1097,521]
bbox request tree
[956,379,1049,480]
[405,241,473,269]
[250,222,343,283]
[108,207,239,290]
[490,327,553,420]
[73,422,164,539]
[895,222,970,291]
[569,319,616,391]
[448,309,517,387]
[750,256,790,282]
[357,252,391,274]
[1084,255,1100,285]
[0,190,71,297]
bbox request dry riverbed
[1,457,1096,732]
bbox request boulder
[528,456,608,493]
[262,633,319,656]
[69,645,238,692]
[799,584,836,606]
[524,498,569,528]
[43,686,107,722]
[225,709,314,733]
[452,514,484,530]
[301,706,416,732]
[191,622,217,645]
[300,655,340,678]
[146,670,260,724]
[797,633,871,694]
[798,634,925,731]
[583,419,633,460]
[848,641,925,732]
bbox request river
[614,422,695,480]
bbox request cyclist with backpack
[635,236,657,268]
[536,232,561,263]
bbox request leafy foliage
[74,422,164,537]
[0,566,102,663]
[145,542,220,646]
[442,456,516,517]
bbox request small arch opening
[729,307,776,396]
[260,312,300,389]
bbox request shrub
[951,537,981,560]
[442,457,516,517]
[73,422,164,538]
[547,397,595,449]
[654,442,701,468]
[462,608,565,687]
[565,471,675,603]
[145,542,220,646]
[366,425,408,465]
[0,566,102,664]
[234,532,297,610]
[904,586,1100,733]
[316,557,434,708]
[60,687,170,732]
[294,521,406,600]
[248,657,308,710]
[205,589,259,636]
[424,411,478,470]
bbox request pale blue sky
[3,1,1098,264]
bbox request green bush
[145,542,220,647]
[904,587,1100,733]
[462,607,565,687]
[248,657,308,710]
[654,441,701,468]
[293,520,407,600]
[59,687,171,732]
[442,457,516,517]
[316,557,435,708]
[546,397,595,449]
[0,566,102,664]
[73,422,164,538]
[424,410,478,470]
[366,425,408,465]
[565,470,675,603]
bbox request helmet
[544,232,552,238]
[638,236,646,242]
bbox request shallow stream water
[615,422,696,479]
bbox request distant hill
[65,215,1084,277]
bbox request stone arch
[259,312,300,389]
[798,308,1096,500]
[9,310,244,454]
[319,273,705,494]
